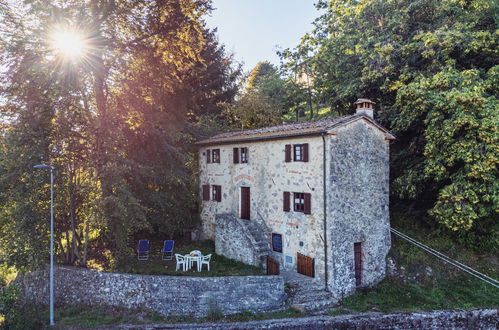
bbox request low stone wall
[121,309,498,329]
[19,266,286,317]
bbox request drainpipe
[322,133,329,292]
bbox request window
[202,185,210,201]
[272,233,283,253]
[240,147,248,163]
[294,193,305,212]
[211,149,220,163]
[290,192,311,214]
[285,143,309,162]
[206,149,211,163]
[294,145,303,161]
[294,144,309,161]
[233,147,248,164]
[212,185,222,202]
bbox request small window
[293,144,309,162]
[294,193,305,212]
[233,147,248,164]
[293,192,311,214]
[240,147,248,163]
[212,185,222,202]
[212,149,220,163]
[272,233,283,253]
[294,145,303,161]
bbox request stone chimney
[354,98,375,119]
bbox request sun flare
[50,29,86,58]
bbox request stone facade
[326,119,391,297]
[19,266,286,317]
[199,135,328,283]
[198,103,394,299]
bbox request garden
[92,239,264,277]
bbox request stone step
[287,283,325,292]
[291,297,339,313]
[291,290,335,304]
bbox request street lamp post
[34,164,55,326]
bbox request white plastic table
[185,252,202,271]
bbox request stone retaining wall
[121,309,498,329]
[19,266,286,317]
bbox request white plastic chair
[175,253,187,271]
[198,254,212,272]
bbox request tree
[0,0,238,269]
[282,0,498,250]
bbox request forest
[0,0,497,278]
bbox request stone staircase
[283,270,339,314]
[239,218,271,267]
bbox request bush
[0,285,47,330]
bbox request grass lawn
[103,240,264,277]
[329,210,499,315]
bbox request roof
[196,115,395,146]
[354,98,376,105]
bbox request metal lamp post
[34,164,55,326]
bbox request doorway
[354,242,362,287]
[240,187,250,220]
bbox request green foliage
[0,0,238,270]
[206,299,224,321]
[282,0,499,249]
[226,91,283,129]
[0,285,47,329]
[394,68,498,247]
[225,61,307,128]
[337,210,499,313]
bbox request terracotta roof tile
[196,114,394,145]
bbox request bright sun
[50,30,86,58]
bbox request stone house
[196,99,394,298]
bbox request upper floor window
[294,192,305,212]
[211,149,220,163]
[233,147,248,164]
[283,191,311,214]
[285,143,309,162]
[240,147,248,163]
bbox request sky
[205,0,321,73]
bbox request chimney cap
[354,98,376,105]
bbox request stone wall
[326,119,391,298]
[137,309,498,329]
[199,136,328,281]
[215,214,261,266]
[19,266,286,317]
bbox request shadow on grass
[92,240,264,277]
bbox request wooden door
[354,242,362,287]
[266,256,280,275]
[240,187,250,220]
[297,252,314,277]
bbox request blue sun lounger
[137,239,149,260]
[161,240,174,260]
